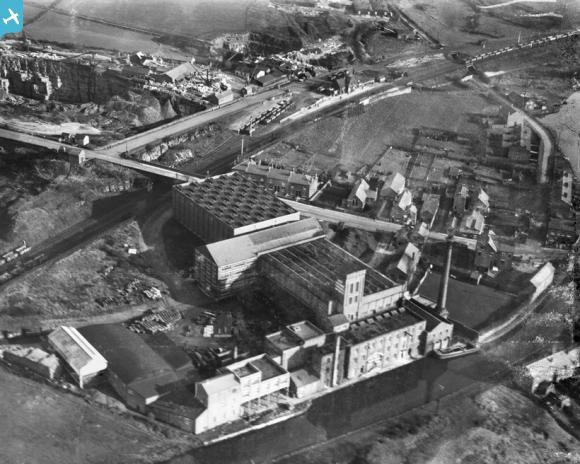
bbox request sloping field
[0,365,188,464]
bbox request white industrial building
[48,326,108,388]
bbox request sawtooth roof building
[173,173,300,243]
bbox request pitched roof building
[48,326,108,387]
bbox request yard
[419,272,516,329]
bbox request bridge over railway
[0,128,202,183]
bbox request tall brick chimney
[436,238,453,319]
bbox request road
[280,199,477,249]
[103,87,286,156]
[0,128,202,182]
[468,78,554,183]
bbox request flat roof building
[194,353,290,433]
[48,326,108,387]
[173,173,300,243]
[194,217,324,298]
[342,306,426,379]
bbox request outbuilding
[48,326,108,388]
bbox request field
[392,0,580,54]
[0,364,190,464]
[24,11,188,59]
[258,90,493,174]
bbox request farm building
[48,326,107,387]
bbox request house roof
[347,179,369,204]
[396,242,420,275]
[48,326,107,375]
[385,172,405,195]
[460,209,485,234]
[201,217,324,267]
[397,189,413,210]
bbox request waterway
[168,353,505,464]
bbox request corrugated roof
[202,217,323,267]
[48,326,107,375]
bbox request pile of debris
[128,308,181,334]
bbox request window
[350,283,354,293]
[355,282,359,292]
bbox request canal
[173,353,505,464]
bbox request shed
[48,326,107,387]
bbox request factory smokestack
[436,238,452,319]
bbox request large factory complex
[34,172,456,435]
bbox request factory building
[173,173,300,243]
[261,238,406,324]
[48,326,108,388]
[193,217,324,298]
[233,159,319,199]
[341,305,426,379]
[194,354,290,433]
[265,320,326,371]
[404,300,453,354]
[79,324,193,412]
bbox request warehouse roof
[79,324,178,392]
[262,238,399,296]
[201,217,324,267]
[343,307,423,345]
[175,173,298,230]
[48,326,107,375]
[163,62,196,82]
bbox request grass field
[0,365,188,464]
[419,272,515,328]
[24,11,187,58]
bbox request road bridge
[0,128,202,183]
[468,79,554,184]
[280,199,477,250]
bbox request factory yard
[419,272,516,329]
[0,364,189,464]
